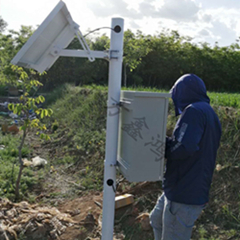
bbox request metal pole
[101,18,124,240]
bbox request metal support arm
[50,47,120,60]
[58,49,109,59]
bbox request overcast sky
[1,0,240,47]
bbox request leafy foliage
[8,66,52,140]
[7,66,52,200]
[0,26,34,84]
[1,21,240,92]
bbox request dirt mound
[58,192,103,240]
[0,193,103,240]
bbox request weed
[198,225,208,240]
[222,205,240,225]
[51,120,59,132]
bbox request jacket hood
[171,74,210,116]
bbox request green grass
[46,85,107,191]
[0,134,38,200]
[46,85,240,170]
[42,84,67,106]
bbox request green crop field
[208,92,240,108]
[82,84,240,108]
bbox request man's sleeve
[165,107,205,160]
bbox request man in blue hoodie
[150,74,221,240]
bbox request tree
[0,25,34,84]
[0,16,7,33]
[3,25,240,92]
[8,66,53,201]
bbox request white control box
[117,91,170,182]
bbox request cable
[83,27,114,38]
[83,25,122,38]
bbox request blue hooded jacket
[164,74,221,205]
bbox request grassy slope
[1,84,240,239]
[43,84,240,240]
